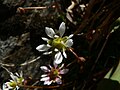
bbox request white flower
[36,22,73,64]
[2,72,24,90]
[40,63,69,85]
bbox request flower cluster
[3,72,24,90]
[2,22,73,88]
[36,22,73,85]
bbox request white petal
[10,74,17,81]
[60,69,69,74]
[3,82,13,90]
[16,86,20,90]
[59,22,65,37]
[54,35,59,38]
[44,80,52,85]
[36,44,51,52]
[45,27,55,38]
[68,34,74,39]
[55,78,62,84]
[65,39,73,47]
[2,83,9,90]
[10,80,14,82]
[54,52,63,64]
[63,48,67,58]
[53,62,58,69]
[41,74,48,77]
[48,65,53,69]
[20,71,23,77]
[43,51,52,55]
[41,37,49,42]
[59,64,64,69]
[40,77,50,81]
[40,66,50,72]
[15,73,19,77]
[54,48,59,52]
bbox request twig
[19,82,73,89]
[17,6,55,13]
[0,63,14,67]
[0,64,13,74]
[20,56,41,66]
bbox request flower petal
[54,52,63,64]
[40,77,50,81]
[45,27,55,38]
[16,86,20,90]
[41,37,49,42]
[44,80,52,85]
[53,62,58,69]
[48,65,53,70]
[15,73,19,77]
[54,48,59,52]
[65,39,73,47]
[60,69,69,74]
[59,64,64,69]
[10,74,17,82]
[41,74,48,77]
[3,82,13,90]
[40,66,50,72]
[19,71,23,77]
[68,34,74,39]
[54,35,59,38]
[55,78,62,84]
[43,51,52,55]
[36,44,51,52]
[63,48,67,58]
[59,22,65,37]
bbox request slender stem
[68,48,85,63]
[66,60,76,68]
[90,30,113,73]
[17,5,55,11]
[0,64,13,75]
[19,82,73,89]
[82,30,114,89]
[20,56,41,66]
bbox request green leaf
[104,61,120,83]
[97,61,120,90]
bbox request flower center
[9,81,17,88]
[17,77,24,84]
[48,37,68,51]
[49,69,59,80]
